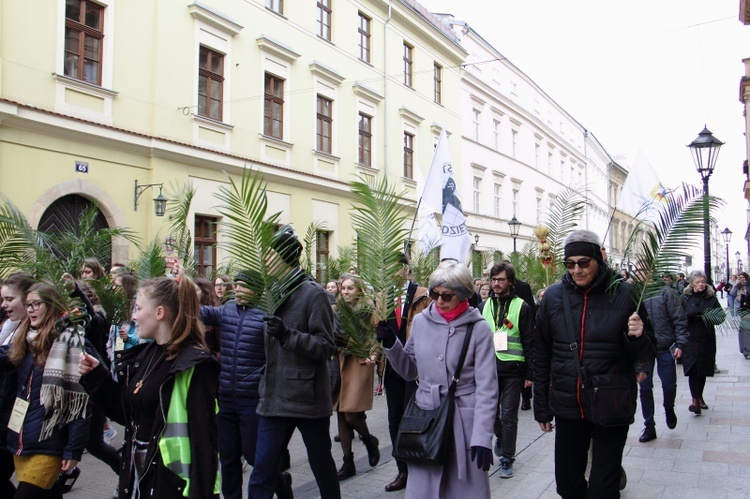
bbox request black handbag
[392,322,474,466]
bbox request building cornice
[188,2,243,36]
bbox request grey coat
[257,279,336,419]
[644,285,689,352]
[385,303,498,499]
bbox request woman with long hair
[681,269,725,415]
[79,276,221,499]
[334,275,380,480]
[0,282,91,499]
[194,277,221,353]
[114,272,140,350]
[79,258,106,281]
[214,275,235,303]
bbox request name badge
[8,397,29,433]
[493,331,508,352]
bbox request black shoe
[275,472,293,499]
[638,426,657,442]
[619,466,627,491]
[521,399,531,411]
[337,453,355,480]
[699,399,709,410]
[362,435,380,467]
[665,408,677,429]
[385,472,408,492]
[57,467,81,494]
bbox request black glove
[264,315,288,342]
[470,446,493,471]
[376,321,396,348]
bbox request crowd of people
[0,226,735,498]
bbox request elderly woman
[377,261,498,498]
[681,269,725,415]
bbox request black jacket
[83,342,220,499]
[533,266,655,425]
[680,285,724,377]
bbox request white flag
[617,150,670,220]
[417,129,472,262]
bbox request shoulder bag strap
[561,288,586,387]
[448,322,474,395]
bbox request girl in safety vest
[79,275,220,499]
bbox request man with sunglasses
[534,230,655,498]
[478,262,533,479]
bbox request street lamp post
[721,227,732,284]
[508,216,521,254]
[688,126,724,283]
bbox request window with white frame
[473,109,480,141]
[536,196,542,223]
[535,143,540,169]
[198,46,224,121]
[358,113,372,166]
[403,42,413,87]
[317,0,331,41]
[493,120,500,151]
[266,0,283,15]
[473,177,481,213]
[316,95,333,153]
[494,183,502,218]
[403,132,414,178]
[511,129,518,158]
[358,12,370,63]
[264,73,284,139]
[512,189,519,216]
[434,63,442,104]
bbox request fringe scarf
[35,326,90,440]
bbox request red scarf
[437,300,470,322]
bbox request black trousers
[0,448,15,497]
[383,365,417,473]
[554,418,629,499]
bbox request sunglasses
[564,258,593,270]
[428,290,456,302]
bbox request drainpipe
[583,128,589,229]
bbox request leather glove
[264,315,288,342]
[376,321,396,348]
[471,446,493,471]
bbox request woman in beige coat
[334,275,380,480]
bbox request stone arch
[28,179,130,264]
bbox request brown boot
[688,398,702,415]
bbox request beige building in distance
[0,0,465,278]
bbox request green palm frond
[542,186,587,280]
[301,220,326,277]
[89,277,130,324]
[624,183,724,309]
[702,307,727,327]
[324,245,357,283]
[336,299,379,358]
[214,169,302,313]
[349,176,411,322]
[130,239,167,280]
[408,246,440,288]
[0,196,47,278]
[167,181,196,273]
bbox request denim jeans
[218,395,261,499]
[249,415,340,499]
[494,376,523,458]
[554,418,629,499]
[638,351,677,427]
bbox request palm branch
[336,299,377,358]
[301,220,326,278]
[166,181,196,273]
[542,186,587,280]
[408,246,440,288]
[622,182,724,310]
[130,239,168,281]
[0,196,49,278]
[214,169,302,313]
[324,245,357,283]
[349,175,411,323]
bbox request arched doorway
[38,194,112,271]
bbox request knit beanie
[271,226,303,267]
[563,229,604,264]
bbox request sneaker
[521,399,531,411]
[638,426,657,442]
[498,457,514,478]
[113,485,119,499]
[665,408,677,429]
[103,427,117,445]
[493,438,502,457]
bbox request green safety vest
[158,366,221,497]
[482,296,525,362]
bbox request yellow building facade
[0,0,465,277]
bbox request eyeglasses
[429,290,456,302]
[490,277,508,283]
[25,301,43,311]
[564,258,593,270]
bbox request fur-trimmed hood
[683,284,716,298]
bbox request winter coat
[82,342,220,499]
[0,346,91,461]
[257,278,336,419]
[680,285,724,377]
[644,285,690,353]
[200,302,265,398]
[334,350,375,412]
[533,266,655,426]
[385,303,498,499]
